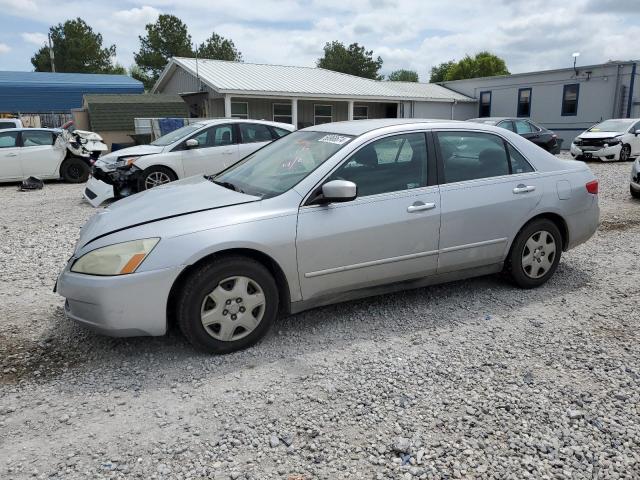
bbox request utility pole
[48,33,56,72]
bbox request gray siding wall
[161,67,200,94]
[400,101,476,120]
[443,62,639,147]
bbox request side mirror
[185,138,199,148]
[321,180,357,203]
[635,129,640,136]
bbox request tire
[631,185,640,199]
[506,219,562,289]
[620,144,631,162]
[60,156,90,183]
[176,256,279,354]
[137,165,177,191]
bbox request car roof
[0,127,58,133]
[303,118,464,136]
[193,118,295,130]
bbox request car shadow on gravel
[0,263,591,386]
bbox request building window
[478,91,491,117]
[353,105,368,120]
[231,102,248,119]
[561,84,579,116]
[314,104,333,124]
[517,88,532,117]
[273,103,293,124]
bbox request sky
[0,0,639,80]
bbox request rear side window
[0,121,17,130]
[240,123,273,143]
[507,144,534,174]
[0,131,18,148]
[22,130,55,146]
[436,131,509,183]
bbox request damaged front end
[84,157,145,207]
[60,121,108,163]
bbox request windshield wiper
[210,178,244,193]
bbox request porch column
[397,102,402,118]
[291,98,298,128]
[348,100,354,121]
[224,94,232,118]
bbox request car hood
[78,176,260,247]
[99,144,165,164]
[579,131,623,139]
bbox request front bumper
[84,176,114,207]
[570,143,622,161]
[57,264,183,337]
[631,162,640,194]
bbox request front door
[0,131,22,180]
[628,121,640,156]
[181,124,239,177]
[296,132,440,300]
[435,130,542,273]
[19,130,64,178]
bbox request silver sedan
[57,119,600,353]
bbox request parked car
[0,127,106,183]
[631,157,640,198]
[467,117,562,154]
[0,118,23,130]
[85,119,295,207]
[570,118,640,162]
[57,119,599,354]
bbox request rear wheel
[137,166,177,191]
[507,219,562,288]
[620,144,631,162]
[631,185,640,199]
[60,156,90,183]
[176,256,279,354]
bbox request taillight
[586,180,598,194]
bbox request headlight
[115,156,141,168]
[605,137,621,145]
[71,238,159,276]
[573,137,582,146]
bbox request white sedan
[86,119,295,206]
[570,118,640,161]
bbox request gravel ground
[1,158,639,479]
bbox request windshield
[214,130,354,198]
[151,124,202,146]
[588,120,633,133]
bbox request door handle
[222,150,235,155]
[407,202,436,213]
[513,184,536,194]
[5,153,17,157]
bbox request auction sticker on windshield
[318,134,351,145]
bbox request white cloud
[21,32,48,46]
[0,43,11,54]
[113,5,160,25]
[0,0,37,13]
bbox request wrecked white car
[0,123,107,183]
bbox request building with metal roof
[152,58,476,128]
[0,71,144,114]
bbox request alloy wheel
[200,276,266,342]
[144,171,172,189]
[521,230,556,279]
[620,145,630,162]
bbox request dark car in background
[467,117,562,154]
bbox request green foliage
[196,33,242,62]
[387,69,419,82]
[317,41,383,80]
[430,52,509,82]
[31,18,122,74]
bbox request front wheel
[631,185,640,199]
[620,144,631,162]
[507,219,562,289]
[60,156,90,183]
[176,256,279,354]
[137,166,177,191]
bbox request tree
[429,60,456,83]
[197,33,242,62]
[430,52,509,82]
[387,69,419,82]
[317,41,383,80]
[31,18,122,74]
[134,14,193,89]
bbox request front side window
[239,123,273,143]
[272,126,291,138]
[273,104,293,124]
[498,120,516,132]
[191,124,235,148]
[152,124,201,146]
[214,131,353,198]
[479,91,491,117]
[327,133,427,197]
[314,105,333,125]
[517,88,532,117]
[514,120,534,134]
[22,130,55,146]
[436,131,510,183]
[0,131,19,148]
[231,102,249,119]
[0,121,17,129]
[353,105,368,120]
[561,84,579,116]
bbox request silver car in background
[57,119,600,354]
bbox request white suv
[571,118,640,161]
[85,119,295,206]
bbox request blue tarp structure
[0,71,144,113]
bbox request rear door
[237,123,275,160]
[180,124,239,177]
[629,121,640,156]
[0,131,21,180]
[19,130,64,178]
[296,131,441,300]
[435,130,542,273]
